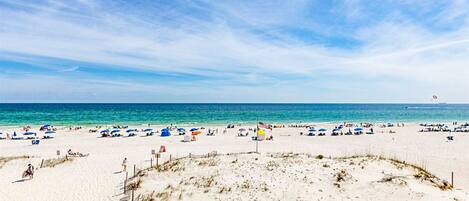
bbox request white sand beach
[0,123,468,201]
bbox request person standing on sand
[122,158,128,172]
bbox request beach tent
[43,131,56,139]
[143,128,154,136]
[161,128,171,137]
[126,129,137,137]
[23,132,37,139]
[100,129,110,137]
[332,128,341,136]
[178,128,186,135]
[40,124,53,131]
[238,128,248,136]
[308,128,317,136]
[354,127,363,135]
[111,129,121,137]
[318,128,327,136]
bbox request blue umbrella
[126,129,137,133]
[190,128,198,131]
[111,129,120,134]
[333,128,341,132]
[319,128,327,132]
[354,128,363,131]
[45,131,56,134]
[24,132,36,135]
[100,130,109,133]
[178,128,185,131]
[143,128,153,132]
[309,128,316,132]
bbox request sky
[0,0,468,103]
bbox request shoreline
[1,120,468,128]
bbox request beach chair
[308,128,317,136]
[31,139,40,145]
[43,131,56,139]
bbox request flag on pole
[258,122,270,129]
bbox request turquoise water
[0,104,468,126]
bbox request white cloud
[0,0,468,102]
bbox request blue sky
[0,0,468,103]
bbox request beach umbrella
[126,129,137,133]
[308,128,316,132]
[319,128,327,132]
[239,128,246,132]
[143,128,153,132]
[178,128,185,132]
[111,129,120,134]
[45,131,56,134]
[354,128,363,131]
[24,132,36,135]
[100,129,109,133]
[190,128,198,131]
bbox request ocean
[0,103,468,126]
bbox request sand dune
[130,152,466,201]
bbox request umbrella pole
[256,117,259,153]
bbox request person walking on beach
[122,158,128,172]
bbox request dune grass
[41,156,74,168]
[0,155,31,168]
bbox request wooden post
[189,153,191,158]
[170,154,172,161]
[150,157,153,168]
[256,140,258,153]
[451,171,454,187]
[40,159,44,168]
[156,154,159,170]
[133,164,136,177]
[131,189,135,201]
[124,172,128,194]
